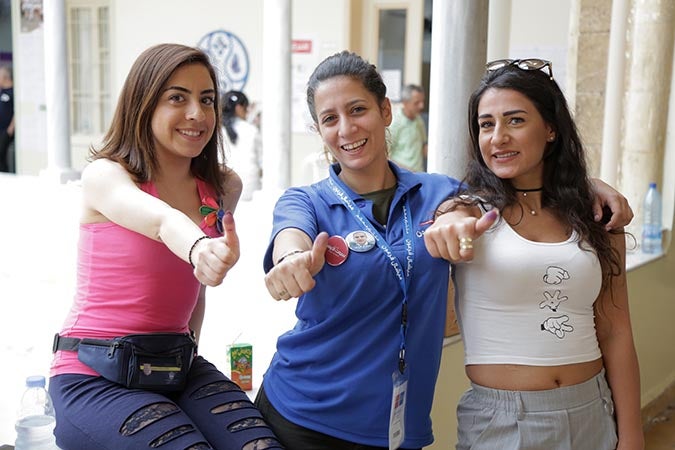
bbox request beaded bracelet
[275,249,304,265]
[189,235,211,268]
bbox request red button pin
[325,235,349,266]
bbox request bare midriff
[466,358,603,391]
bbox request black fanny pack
[53,332,197,391]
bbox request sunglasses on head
[485,58,554,81]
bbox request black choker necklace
[514,187,543,192]
[515,187,543,215]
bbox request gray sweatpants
[456,370,617,450]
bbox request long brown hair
[91,43,226,197]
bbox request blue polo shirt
[263,163,461,448]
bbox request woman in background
[222,90,262,201]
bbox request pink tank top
[51,178,222,376]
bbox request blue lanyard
[328,178,413,373]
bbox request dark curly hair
[460,63,622,297]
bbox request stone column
[620,0,675,231]
[599,0,629,186]
[661,36,675,243]
[261,0,292,192]
[487,0,511,61]
[567,0,612,177]
[426,0,489,179]
[41,0,78,183]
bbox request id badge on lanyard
[389,369,409,449]
[328,178,414,450]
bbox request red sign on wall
[292,39,313,53]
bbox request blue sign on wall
[197,30,249,95]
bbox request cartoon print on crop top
[539,290,568,312]
[543,266,570,284]
[540,265,574,339]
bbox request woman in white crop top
[425,59,642,450]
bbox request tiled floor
[645,400,675,449]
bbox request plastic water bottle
[642,182,663,254]
[15,375,60,450]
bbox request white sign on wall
[291,37,319,134]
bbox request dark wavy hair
[90,43,227,197]
[461,64,622,294]
[221,90,249,144]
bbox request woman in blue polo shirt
[256,51,632,450]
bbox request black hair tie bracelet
[189,236,211,268]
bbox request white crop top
[454,219,603,366]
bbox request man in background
[0,65,14,173]
[388,84,426,172]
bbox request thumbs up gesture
[265,231,329,300]
[192,211,240,286]
[424,207,499,262]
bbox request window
[67,0,110,136]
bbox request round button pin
[325,235,349,266]
[346,230,376,252]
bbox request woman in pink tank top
[49,43,283,450]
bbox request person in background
[222,90,262,201]
[425,58,643,450]
[388,83,426,172]
[255,51,633,450]
[0,64,14,173]
[49,43,283,450]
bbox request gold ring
[459,237,474,250]
[278,290,288,297]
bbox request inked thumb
[309,232,329,275]
[475,209,499,237]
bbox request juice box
[228,343,253,390]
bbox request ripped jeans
[50,356,284,450]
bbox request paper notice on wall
[291,38,318,134]
[381,70,402,102]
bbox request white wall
[508,0,571,91]
[109,0,351,186]
[290,0,350,186]
[111,0,265,105]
